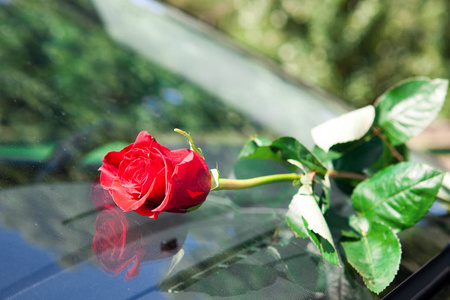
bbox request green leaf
[314,175,331,213]
[330,135,383,173]
[368,143,409,174]
[285,209,309,239]
[238,135,290,167]
[311,105,375,152]
[352,162,444,231]
[374,78,449,145]
[244,146,286,163]
[286,185,339,266]
[312,145,336,169]
[238,136,327,177]
[341,222,401,294]
[272,137,327,178]
[325,210,361,240]
[238,135,272,158]
[325,136,384,195]
[302,217,340,266]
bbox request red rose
[98,131,211,219]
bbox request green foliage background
[0,0,263,185]
[167,0,450,114]
[1,0,449,184]
[2,0,449,142]
[0,0,259,145]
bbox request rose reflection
[91,179,187,279]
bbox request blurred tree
[0,0,259,144]
[167,0,450,115]
[0,0,265,185]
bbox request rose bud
[99,131,211,219]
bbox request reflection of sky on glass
[184,234,215,254]
[0,228,61,294]
[12,261,166,299]
[1,240,175,299]
[227,225,235,238]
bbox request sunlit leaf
[244,146,286,164]
[286,184,339,266]
[374,78,448,145]
[341,222,401,294]
[285,210,309,239]
[437,172,450,203]
[352,162,444,231]
[311,105,375,152]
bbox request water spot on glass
[142,96,162,116]
[160,88,184,105]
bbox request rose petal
[132,131,171,155]
[133,204,159,217]
[150,151,210,216]
[140,167,166,201]
[110,177,148,212]
[132,131,155,149]
[143,147,174,220]
[99,151,124,188]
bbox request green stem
[327,170,369,181]
[215,173,301,190]
[174,128,204,159]
[215,170,369,190]
[372,127,404,162]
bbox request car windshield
[0,0,448,299]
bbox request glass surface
[0,0,448,299]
